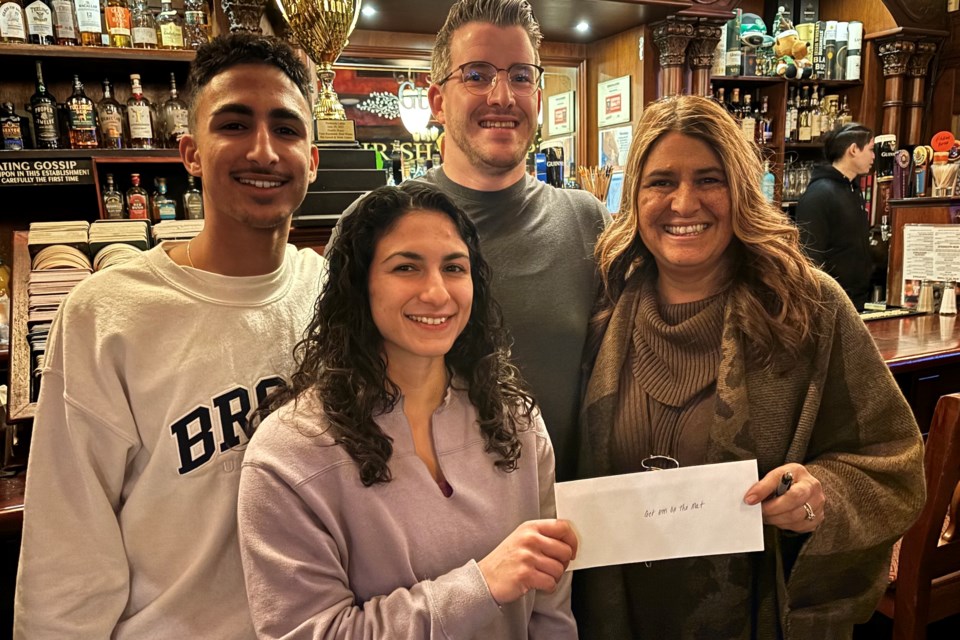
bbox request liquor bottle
[51,0,76,44]
[72,0,100,45]
[155,0,182,49]
[30,61,59,149]
[716,86,726,110]
[102,173,125,219]
[97,78,124,148]
[182,0,208,49]
[0,0,27,43]
[161,73,189,148]
[126,173,149,219]
[104,0,131,47]
[762,161,776,203]
[820,94,837,136]
[66,75,98,149]
[837,95,852,126]
[797,87,812,143]
[728,87,742,123]
[1,102,25,150]
[183,174,203,219]
[740,93,756,143]
[152,177,177,220]
[24,0,54,44]
[758,95,773,146]
[130,0,156,48]
[809,85,822,141]
[126,73,155,149]
[785,87,798,142]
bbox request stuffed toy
[774,28,813,79]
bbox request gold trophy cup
[277,0,362,145]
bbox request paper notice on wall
[903,225,960,283]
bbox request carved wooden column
[876,38,915,139]
[652,17,695,98]
[686,19,725,97]
[903,40,939,145]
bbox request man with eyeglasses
[425,0,609,482]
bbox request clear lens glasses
[439,61,543,97]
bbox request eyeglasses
[437,61,544,97]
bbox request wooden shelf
[785,142,825,149]
[2,150,181,161]
[8,232,33,423]
[0,43,195,63]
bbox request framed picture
[598,75,631,127]
[599,125,632,169]
[547,91,575,136]
[606,170,625,214]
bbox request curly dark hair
[186,33,312,131]
[260,182,535,486]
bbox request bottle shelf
[0,43,195,63]
[1,149,181,160]
[785,142,825,149]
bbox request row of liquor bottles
[103,171,203,220]
[0,0,210,49]
[1,62,187,150]
[712,83,854,146]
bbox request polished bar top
[866,313,960,373]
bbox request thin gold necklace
[185,239,195,268]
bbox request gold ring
[803,502,816,521]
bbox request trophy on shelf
[277,0,362,145]
[221,0,269,33]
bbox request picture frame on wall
[599,124,633,169]
[547,91,575,136]
[598,75,631,127]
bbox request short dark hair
[822,122,873,163]
[186,33,312,129]
[259,182,535,487]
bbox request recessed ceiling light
[361,5,377,17]
[575,21,590,33]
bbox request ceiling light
[361,5,377,17]
[575,21,590,33]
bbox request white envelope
[556,459,765,570]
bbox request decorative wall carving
[652,17,696,68]
[878,39,916,77]
[687,20,724,69]
[907,41,939,78]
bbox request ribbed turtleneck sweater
[611,279,726,473]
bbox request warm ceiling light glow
[575,21,590,33]
[361,5,377,17]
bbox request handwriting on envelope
[555,459,764,571]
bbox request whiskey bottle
[130,0,156,48]
[728,87,742,123]
[837,95,852,126]
[126,173,149,219]
[0,0,27,43]
[809,85,822,141]
[183,175,203,219]
[51,0,76,44]
[126,73,155,149]
[759,95,772,146]
[30,61,60,149]
[102,173,125,219]
[72,0,100,45]
[66,75,98,149]
[155,0,182,49]
[797,87,812,142]
[153,177,177,220]
[785,86,798,142]
[182,0,208,49]
[97,78,125,148]
[1,102,25,151]
[161,73,189,148]
[104,0,131,47]
[24,0,54,44]
[740,93,756,143]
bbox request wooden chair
[878,392,960,639]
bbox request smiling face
[180,63,319,231]
[636,132,735,301]
[428,23,540,188]
[368,209,474,376]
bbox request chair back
[879,392,960,639]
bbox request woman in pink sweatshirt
[238,182,579,639]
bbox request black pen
[775,472,793,497]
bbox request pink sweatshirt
[238,386,577,639]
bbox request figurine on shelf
[772,6,813,79]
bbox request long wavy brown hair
[259,183,535,486]
[591,95,823,369]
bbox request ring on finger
[803,502,816,521]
